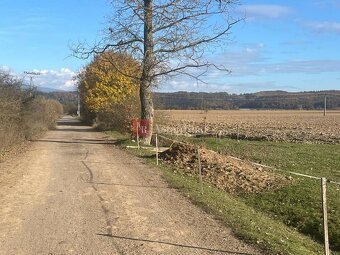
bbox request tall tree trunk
[140,79,154,143]
[140,0,154,144]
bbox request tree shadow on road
[54,127,95,132]
[57,119,85,126]
[87,181,169,189]
[97,233,256,255]
[33,139,115,145]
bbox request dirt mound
[160,142,290,193]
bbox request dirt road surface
[0,116,260,255]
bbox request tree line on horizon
[153,91,340,110]
[44,89,340,114]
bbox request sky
[0,0,339,93]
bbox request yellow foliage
[78,51,140,113]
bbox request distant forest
[153,90,340,110]
[38,91,78,114]
[41,90,340,111]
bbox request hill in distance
[153,90,340,110]
[39,89,340,111]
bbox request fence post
[324,95,327,117]
[237,125,240,142]
[156,133,159,165]
[321,177,330,255]
[197,147,203,194]
[203,117,207,134]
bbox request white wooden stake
[321,177,330,255]
[156,133,159,165]
[197,148,203,194]
[237,125,240,142]
[324,95,327,117]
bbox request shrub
[95,94,140,133]
[22,97,63,139]
[0,70,63,154]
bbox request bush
[22,97,63,139]
[0,70,63,153]
[0,71,25,151]
[95,93,140,133]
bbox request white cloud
[211,48,340,76]
[60,67,72,74]
[258,43,265,48]
[314,0,340,9]
[245,48,255,53]
[159,77,298,94]
[239,5,293,20]
[22,68,77,91]
[304,21,340,34]
[0,65,10,72]
[64,79,76,88]
[266,59,340,74]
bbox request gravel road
[0,116,260,255]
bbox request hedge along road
[0,116,259,255]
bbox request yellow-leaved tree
[78,51,140,131]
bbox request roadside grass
[106,131,335,255]
[158,165,325,255]
[104,131,131,141]
[171,136,340,252]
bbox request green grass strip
[106,131,332,255]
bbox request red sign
[131,119,150,138]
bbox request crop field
[156,110,340,144]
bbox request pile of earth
[159,142,291,193]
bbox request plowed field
[156,110,340,144]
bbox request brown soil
[157,110,340,144]
[160,142,291,193]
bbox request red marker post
[131,119,150,148]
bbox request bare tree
[73,0,240,143]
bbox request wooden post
[237,125,240,142]
[137,123,140,149]
[197,147,203,194]
[155,133,159,165]
[324,95,327,117]
[321,177,330,255]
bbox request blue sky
[0,0,339,93]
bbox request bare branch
[155,19,239,54]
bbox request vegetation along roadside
[106,131,340,255]
[0,70,63,162]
